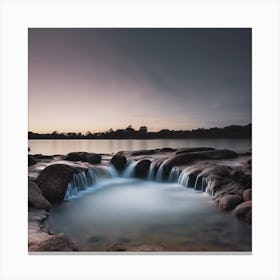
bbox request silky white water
[46,178,251,251]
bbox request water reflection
[29,138,251,155]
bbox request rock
[207,177,226,195]
[36,164,78,202]
[28,180,51,210]
[85,153,101,164]
[219,194,243,210]
[158,147,177,152]
[232,170,251,189]
[32,154,54,160]
[131,150,156,156]
[134,159,151,178]
[111,154,127,171]
[28,156,37,166]
[193,149,238,160]
[29,233,78,251]
[176,147,215,155]
[234,200,252,223]
[243,189,252,201]
[64,152,86,161]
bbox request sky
[28,28,251,133]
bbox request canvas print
[28,28,252,252]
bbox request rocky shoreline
[28,147,252,252]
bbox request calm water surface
[46,179,251,251]
[29,139,251,155]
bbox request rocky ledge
[28,148,252,252]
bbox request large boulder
[36,164,78,202]
[28,156,37,166]
[243,189,252,201]
[234,200,252,223]
[134,160,151,178]
[111,154,127,171]
[219,194,243,210]
[64,152,88,161]
[29,233,78,251]
[28,180,51,210]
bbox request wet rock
[134,159,151,178]
[29,233,78,251]
[111,154,127,171]
[234,200,252,223]
[28,180,51,210]
[158,147,177,153]
[28,156,37,166]
[131,149,156,156]
[85,153,101,164]
[219,194,243,210]
[64,152,87,161]
[32,154,54,160]
[176,147,215,155]
[243,189,252,201]
[194,149,238,160]
[232,170,251,188]
[36,164,78,202]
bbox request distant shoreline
[28,124,251,140]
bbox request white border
[1,0,280,279]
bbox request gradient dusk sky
[28,28,251,133]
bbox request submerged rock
[111,154,127,171]
[28,180,51,210]
[36,164,78,202]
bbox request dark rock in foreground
[234,201,252,223]
[36,164,78,202]
[29,233,78,251]
[28,156,37,166]
[28,209,78,251]
[111,154,127,171]
[28,180,51,210]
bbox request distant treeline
[28,124,251,139]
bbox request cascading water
[64,165,118,200]
[65,160,210,200]
[178,167,194,188]
[147,161,157,180]
[122,161,137,178]
[168,167,181,182]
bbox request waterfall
[122,161,137,178]
[168,167,181,182]
[178,167,195,188]
[64,165,118,200]
[147,161,157,180]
